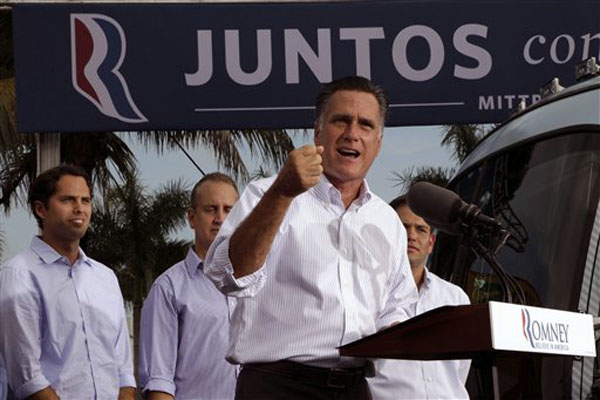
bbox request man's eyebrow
[358,117,375,127]
[329,113,353,122]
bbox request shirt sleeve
[0,266,52,399]
[376,224,419,329]
[112,276,136,389]
[204,180,268,297]
[138,277,178,396]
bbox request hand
[26,387,60,400]
[118,387,136,400]
[273,145,324,198]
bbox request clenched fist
[272,145,324,198]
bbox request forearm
[229,186,293,278]
[26,386,60,400]
[118,386,136,400]
[145,391,175,400]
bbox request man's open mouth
[337,148,360,158]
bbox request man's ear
[33,201,47,222]
[187,207,195,228]
[428,233,436,254]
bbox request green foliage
[85,171,191,300]
[135,129,293,183]
[392,124,491,193]
[441,124,489,163]
[391,166,456,194]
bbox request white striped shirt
[205,175,418,368]
[368,269,471,399]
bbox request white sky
[1,125,456,262]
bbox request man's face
[314,90,383,188]
[35,175,92,244]
[188,180,239,257]
[397,204,435,270]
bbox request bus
[429,59,600,399]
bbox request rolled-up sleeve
[376,228,418,329]
[0,267,51,399]
[138,278,178,396]
[204,180,270,297]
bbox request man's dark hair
[315,76,389,126]
[190,172,238,208]
[28,165,93,229]
[389,194,408,211]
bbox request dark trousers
[235,362,372,400]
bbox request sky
[1,125,456,262]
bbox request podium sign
[339,302,596,360]
[489,301,595,357]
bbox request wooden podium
[339,303,490,361]
[338,302,595,399]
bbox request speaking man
[0,165,135,400]
[368,195,471,399]
[205,76,418,400]
[139,173,239,400]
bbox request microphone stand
[459,219,526,305]
[458,221,526,400]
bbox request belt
[242,360,365,389]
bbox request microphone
[407,182,499,235]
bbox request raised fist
[272,144,324,198]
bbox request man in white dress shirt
[205,76,418,399]
[368,196,471,400]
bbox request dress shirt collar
[419,267,433,295]
[313,175,373,207]
[30,236,92,268]
[184,247,204,278]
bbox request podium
[339,302,595,399]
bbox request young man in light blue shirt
[0,165,135,400]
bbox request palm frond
[135,129,293,182]
[0,143,37,212]
[441,124,486,163]
[390,166,455,194]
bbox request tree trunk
[133,299,142,399]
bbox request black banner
[12,1,600,132]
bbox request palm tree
[85,171,191,375]
[392,124,490,193]
[0,10,294,212]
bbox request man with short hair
[139,173,239,400]
[0,165,135,400]
[368,195,471,400]
[205,76,418,400]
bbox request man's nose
[73,199,84,212]
[342,121,360,141]
[214,209,226,224]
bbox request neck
[411,263,426,291]
[194,243,208,260]
[325,173,363,209]
[41,234,80,265]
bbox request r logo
[71,13,147,123]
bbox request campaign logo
[521,308,534,347]
[521,307,570,351]
[70,13,147,123]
